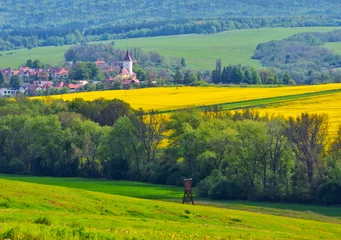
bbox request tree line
[0,97,340,204]
[210,61,295,85]
[253,30,341,84]
[3,1,341,51]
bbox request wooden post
[182,178,194,205]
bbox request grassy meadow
[2,27,341,70]
[1,176,341,239]
[325,42,341,55]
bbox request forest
[252,30,341,84]
[2,0,341,50]
[0,97,340,205]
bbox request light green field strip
[1,27,341,70]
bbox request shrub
[317,179,341,205]
[210,178,229,199]
[0,157,9,173]
[196,178,212,197]
[288,79,297,85]
[197,173,248,200]
[8,158,24,174]
[34,216,52,226]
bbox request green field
[325,42,341,55]
[1,27,341,70]
[1,175,341,239]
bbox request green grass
[1,178,341,239]
[2,27,341,70]
[0,45,69,69]
[325,42,341,55]
[1,174,341,223]
[0,175,182,200]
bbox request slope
[1,178,341,240]
[2,27,341,70]
[2,0,341,28]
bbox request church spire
[123,50,133,74]
[124,50,132,61]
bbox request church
[114,50,139,86]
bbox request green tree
[10,75,22,89]
[26,59,33,67]
[244,69,253,84]
[99,110,167,181]
[286,113,329,196]
[232,66,244,84]
[214,59,222,84]
[69,62,102,80]
[133,65,147,81]
[251,68,262,84]
[0,72,4,86]
[180,58,186,67]
[32,59,43,69]
[174,70,183,85]
[184,71,191,85]
[69,118,104,177]
[23,115,65,176]
[282,72,292,85]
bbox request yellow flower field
[35,84,341,111]
[258,92,341,133]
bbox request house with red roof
[122,79,140,89]
[95,60,107,69]
[66,83,84,91]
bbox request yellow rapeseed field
[34,84,341,111]
[258,92,341,133]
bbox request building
[113,50,138,82]
[123,50,133,74]
[0,88,16,97]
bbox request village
[0,51,145,97]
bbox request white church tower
[123,50,133,75]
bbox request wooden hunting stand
[182,178,194,205]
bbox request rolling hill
[2,27,341,70]
[1,177,341,239]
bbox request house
[66,83,84,91]
[122,79,140,89]
[50,68,69,79]
[54,81,65,89]
[95,60,107,69]
[0,88,16,97]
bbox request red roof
[54,82,64,88]
[67,83,83,89]
[20,67,32,71]
[120,68,130,75]
[123,79,140,85]
[41,83,52,90]
[57,69,68,75]
[95,60,106,65]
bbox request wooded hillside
[2,1,341,51]
[2,0,341,28]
